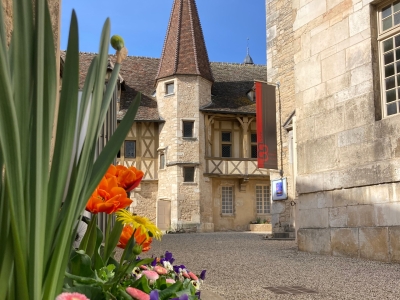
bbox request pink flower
[142,270,159,281]
[166,278,176,284]
[154,265,168,275]
[188,272,198,280]
[182,271,190,279]
[126,287,150,300]
[140,265,148,270]
[55,293,89,300]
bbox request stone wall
[267,0,400,261]
[2,0,61,49]
[266,0,297,233]
[212,178,272,231]
[129,181,158,224]
[156,75,213,231]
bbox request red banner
[255,82,278,169]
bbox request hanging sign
[255,81,278,169]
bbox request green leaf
[69,250,95,278]
[175,288,195,297]
[93,226,105,271]
[0,235,13,300]
[118,289,133,300]
[79,215,98,258]
[155,277,167,290]
[158,281,183,300]
[130,275,151,294]
[103,219,123,263]
[64,272,98,285]
[134,258,154,269]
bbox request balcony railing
[204,158,269,177]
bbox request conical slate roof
[244,54,254,64]
[244,47,254,64]
[155,0,214,82]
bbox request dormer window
[247,90,255,101]
[166,82,174,95]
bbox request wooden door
[157,200,171,230]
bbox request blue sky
[61,0,266,65]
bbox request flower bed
[249,224,272,232]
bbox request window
[160,153,165,169]
[125,141,136,158]
[379,1,400,116]
[183,121,194,138]
[256,185,271,214]
[251,133,257,158]
[221,186,233,214]
[183,167,195,182]
[221,132,232,157]
[247,90,255,101]
[166,82,174,95]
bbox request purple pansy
[165,251,173,261]
[199,270,206,280]
[150,290,159,300]
[151,258,157,267]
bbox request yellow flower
[116,209,163,240]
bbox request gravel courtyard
[119,232,400,300]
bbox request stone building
[75,0,280,233]
[267,0,400,262]
[119,0,271,233]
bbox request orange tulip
[105,164,117,178]
[86,177,132,214]
[117,225,152,252]
[115,165,144,192]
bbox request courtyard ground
[118,231,400,300]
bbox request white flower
[163,261,173,271]
[191,280,200,290]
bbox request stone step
[273,232,291,239]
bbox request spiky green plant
[0,1,140,299]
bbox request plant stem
[104,214,112,254]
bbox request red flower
[86,177,132,214]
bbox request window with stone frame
[159,153,165,169]
[379,1,400,116]
[221,186,234,215]
[183,121,194,138]
[165,82,174,95]
[221,131,232,158]
[124,140,136,158]
[256,185,271,214]
[183,166,195,182]
[250,132,257,158]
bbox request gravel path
[117,232,400,300]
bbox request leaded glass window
[221,132,232,158]
[183,121,194,138]
[183,167,195,182]
[380,2,400,116]
[221,186,233,214]
[125,141,136,158]
[256,185,271,214]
